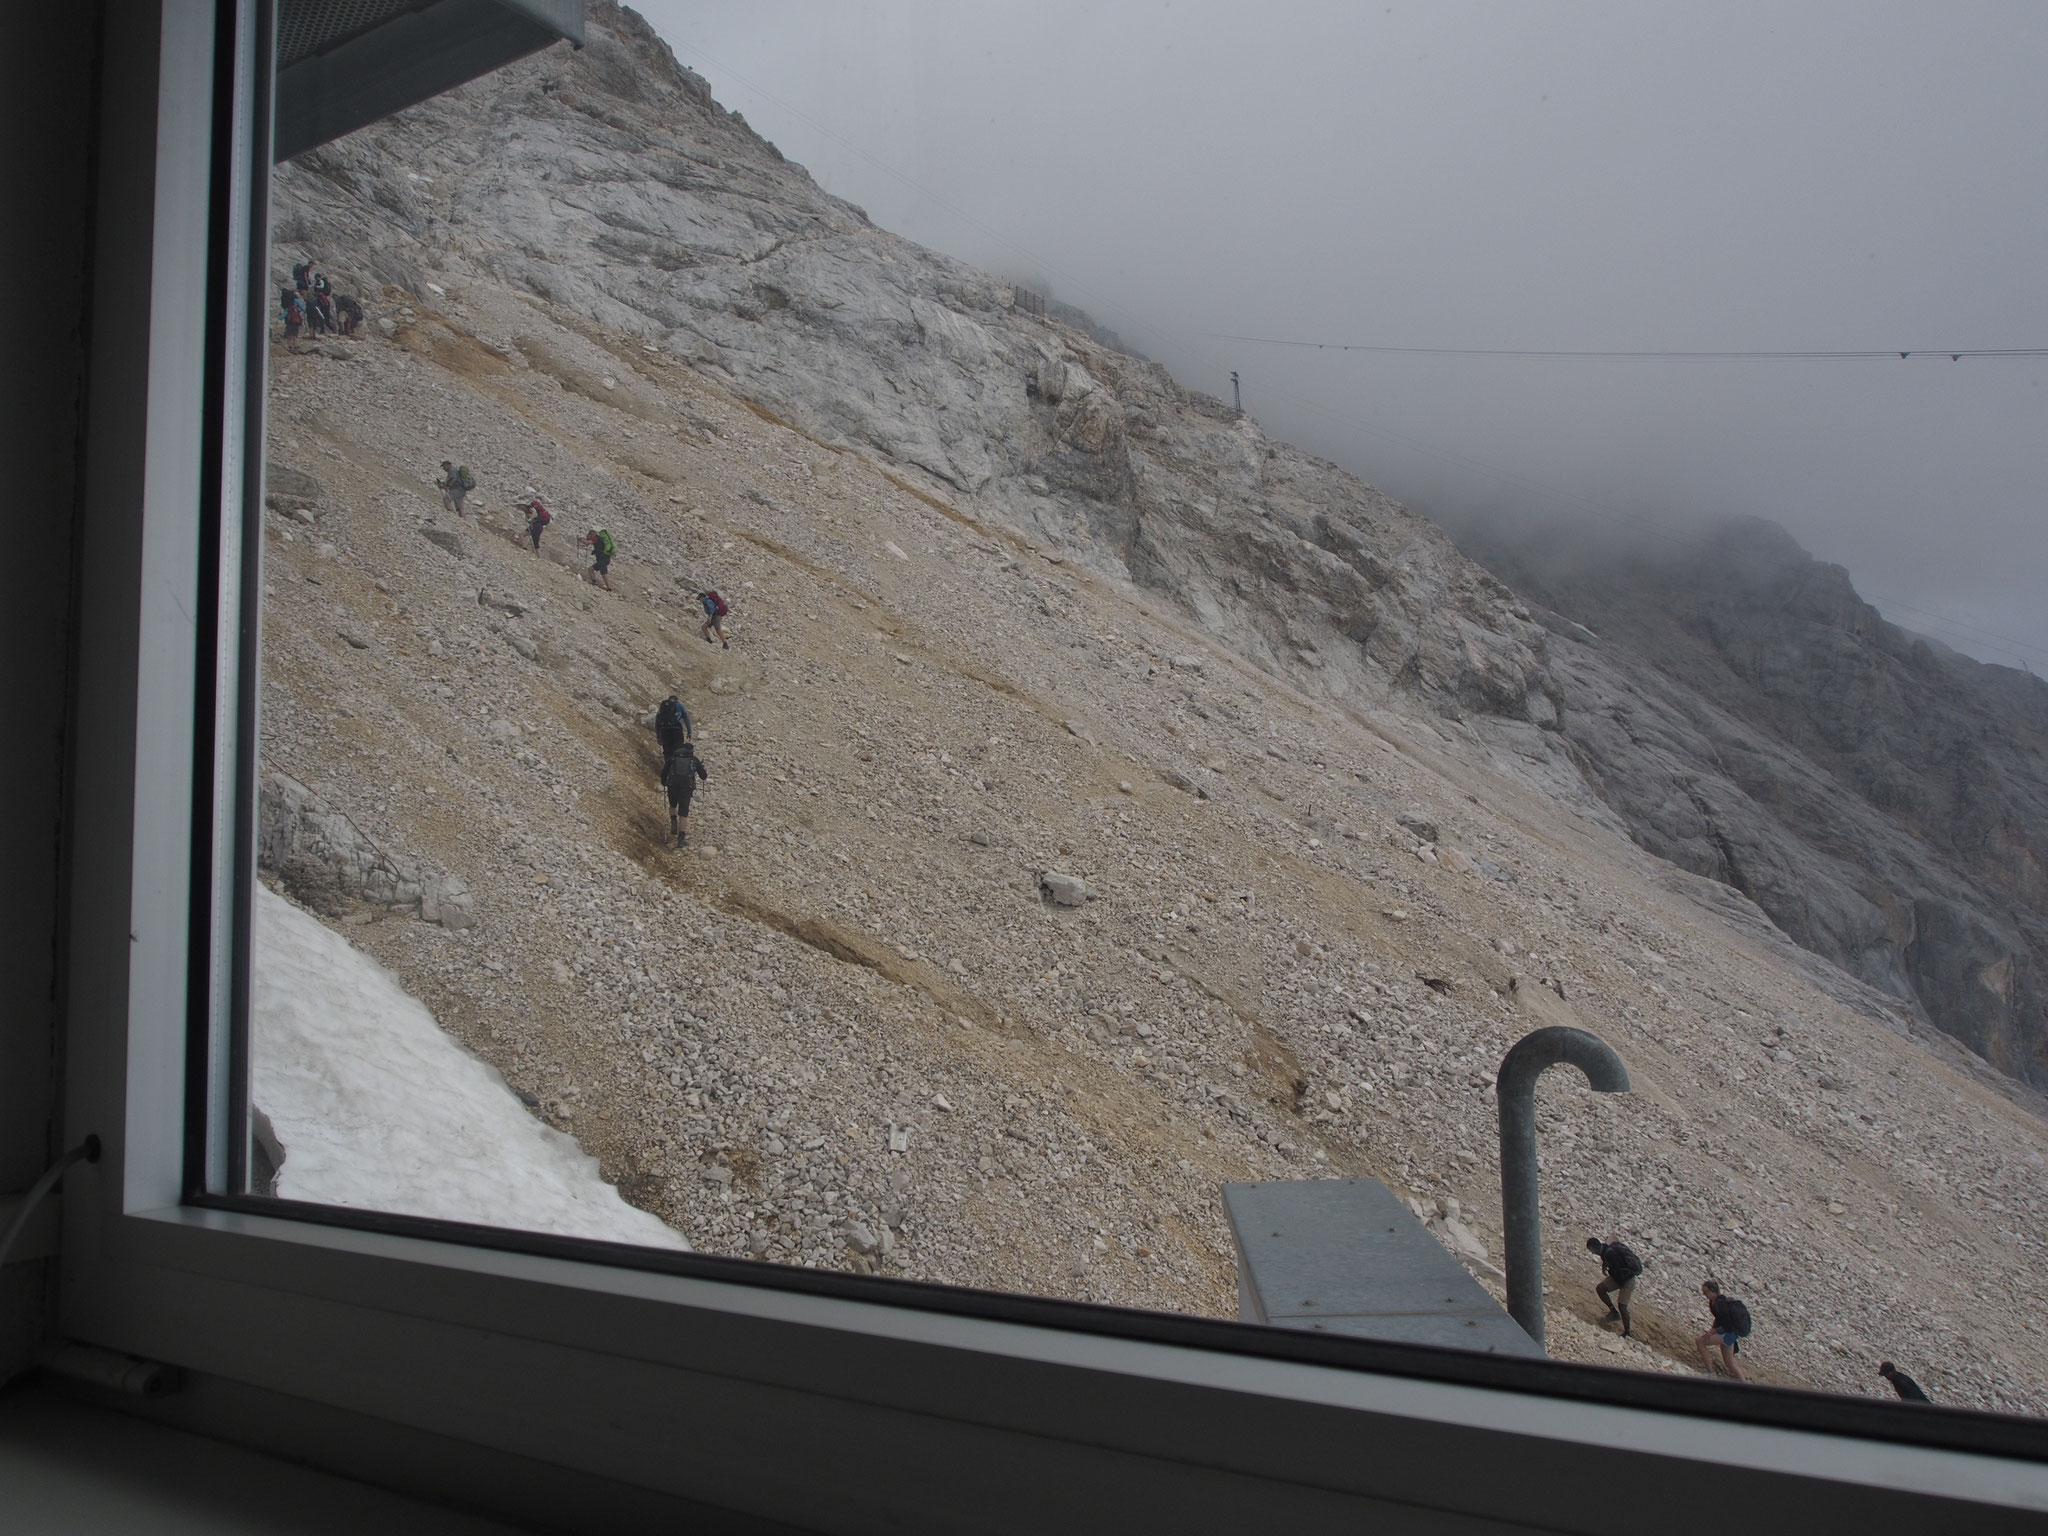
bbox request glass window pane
[242,4,2048,1421]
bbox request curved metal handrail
[1496,1028,1629,1349]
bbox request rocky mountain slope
[1456,515,2048,1089]
[253,1,2048,1409]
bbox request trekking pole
[1496,1027,1629,1351]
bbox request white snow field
[251,885,690,1249]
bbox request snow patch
[252,885,689,1250]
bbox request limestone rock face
[1462,515,2048,1085]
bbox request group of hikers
[430,459,736,636]
[278,260,363,338]
[1585,1235,1930,1399]
[424,453,729,845]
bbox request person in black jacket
[1696,1280,1750,1381]
[1586,1236,1643,1338]
[663,737,707,847]
[653,694,692,761]
[1878,1361,1930,1402]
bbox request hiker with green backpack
[438,459,477,515]
[583,527,617,590]
[1697,1279,1752,1380]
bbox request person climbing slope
[1586,1235,1644,1339]
[663,735,708,846]
[524,497,552,551]
[279,288,304,339]
[335,293,364,336]
[698,586,730,648]
[653,693,692,762]
[1696,1280,1751,1381]
[439,460,476,515]
[584,527,617,590]
[1878,1361,1931,1402]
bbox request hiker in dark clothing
[653,694,692,762]
[280,288,304,339]
[335,294,364,336]
[291,260,312,293]
[663,737,707,846]
[1879,1361,1930,1402]
[1587,1236,1644,1338]
[1696,1280,1751,1381]
[524,498,551,551]
[583,528,616,590]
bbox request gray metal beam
[274,0,583,162]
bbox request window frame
[53,4,2048,1527]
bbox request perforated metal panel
[273,0,581,160]
[278,0,431,70]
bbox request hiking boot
[1602,1307,1621,1323]
[721,640,729,649]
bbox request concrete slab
[1224,1178,1544,1358]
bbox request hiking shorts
[668,779,696,816]
[593,551,612,574]
[1714,1329,1741,1352]
[1602,1276,1639,1308]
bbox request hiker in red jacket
[524,498,552,552]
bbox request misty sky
[645,1,2047,670]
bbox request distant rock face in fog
[1463,515,2048,1085]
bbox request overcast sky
[645,1,2048,670]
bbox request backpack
[1715,1296,1753,1338]
[1606,1243,1643,1283]
[596,529,617,558]
[529,503,551,525]
[704,589,729,618]
[456,466,476,492]
[655,698,687,734]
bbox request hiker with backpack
[524,498,552,551]
[279,288,305,339]
[335,294,364,336]
[1586,1236,1644,1339]
[653,694,692,761]
[308,273,336,335]
[663,735,708,847]
[291,259,312,294]
[1878,1361,1931,1402]
[439,460,476,516]
[583,528,617,590]
[698,587,730,648]
[1696,1280,1751,1380]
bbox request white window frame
[53,5,2048,1528]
